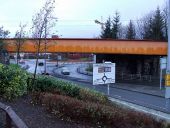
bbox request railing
[0,102,28,128]
[121,73,152,81]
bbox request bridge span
[3,38,167,55]
[1,38,168,86]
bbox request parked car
[38,62,44,66]
[19,60,25,64]
[41,72,50,75]
[61,67,70,75]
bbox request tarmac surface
[10,59,170,114]
[52,65,170,114]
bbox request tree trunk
[33,40,41,87]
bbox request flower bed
[28,75,170,128]
[35,93,167,128]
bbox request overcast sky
[0,0,167,38]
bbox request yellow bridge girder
[3,38,167,55]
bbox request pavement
[111,83,165,97]
[61,64,165,98]
[56,67,165,97]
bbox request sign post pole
[107,84,110,95]
[160,68,162,90]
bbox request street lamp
[165,0,170,98]
[94,19,105,30]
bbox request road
[10,59,57,74]
[54,63,92,81]
[10,59,170,114]
[52,64,170,114]
[54,77,170,114]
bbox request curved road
[54,63,92,81]
[10,59,170,114]
[53,64,170,114]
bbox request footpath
[76,65,165,97]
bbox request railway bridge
[2,38,168,84]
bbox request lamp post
[94,18,104,64]
[165,0,170,98]
[94,19,104,30]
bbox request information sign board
[93,63,115,85]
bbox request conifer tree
[100,17,112,38]
[112,11,121,39]
[151,7,165,40]
[126,20,136,39]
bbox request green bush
[0,64,28,100]
[29,75,108,104]
[80,88,109,104]
[29,75,80,98]
[85,64,93,72]
[39,93,165,128]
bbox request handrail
[0,102,28,128]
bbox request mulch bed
[0,95,93,128]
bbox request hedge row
[28,75,108,104]
[0,64,29,100]
[38,93,167,128]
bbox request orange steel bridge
[3,38,167,55]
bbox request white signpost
[93,63,115,85]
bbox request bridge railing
[0,102,28,128]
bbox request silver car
[61,67,70,75]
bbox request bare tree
[0,26,10,50]
[136,12,154,39]
[0,26,10,39]
[31,0,56,80]
[162,3,168,41]
[0,26,10,64]
[14,24,27,65]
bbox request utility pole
[165,0,170,98]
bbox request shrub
[28,75,108,104]
[85,64,93,72]
[79,88,109,104]
[38,93,165,128]
[29,75,80,98]
[0,64,28,100]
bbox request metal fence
[120,73,152,81]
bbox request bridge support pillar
[93,54,96,63]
